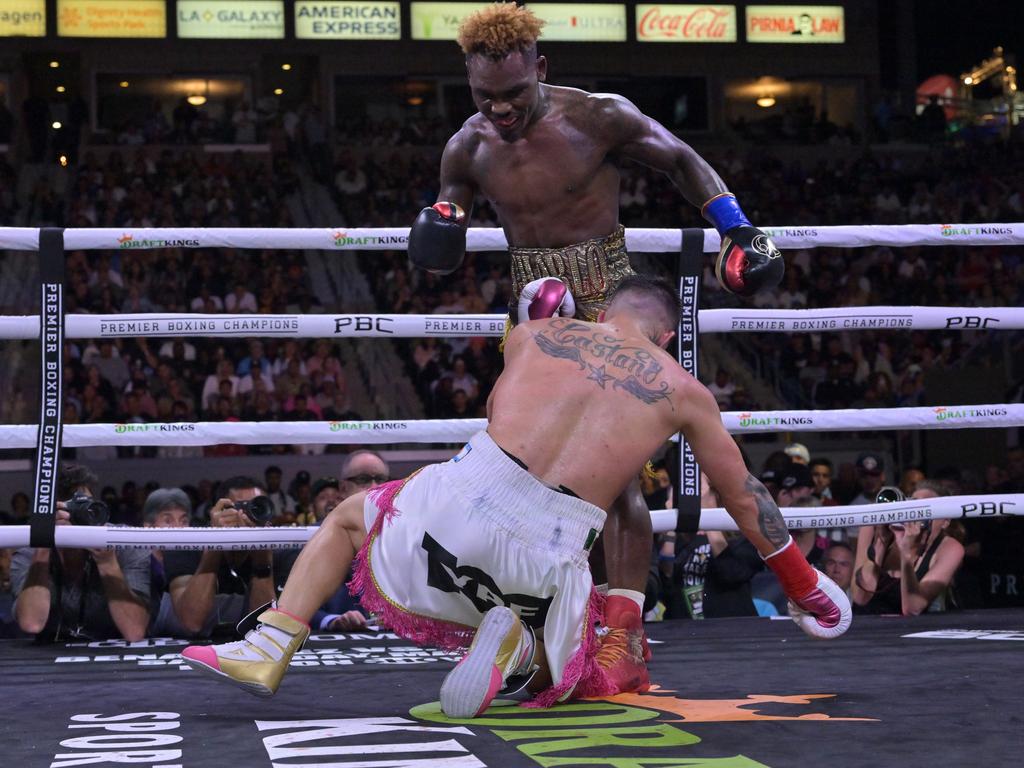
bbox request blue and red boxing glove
[702,193,784,296]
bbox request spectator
[162,476,291,636]
[822,541,855,594]
[1,492,31,525]
[339,450,391,499]
[852,480,966,615]
[142,488,192,636]
[305,476,369,632]
[10,465,150,641]
[706,369,736,409]
[899,465,926,497]
[783,442,810,465]
[224,281,257,313]
[264,465,295,524]
[809,457,837,504]
[850,452,887,506]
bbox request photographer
[164,476,291,636]
[852,480,965,615]
[10,465,150,641]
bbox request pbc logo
[961,501,1016,517]
[944,316,999,329]
[334,316,394,334]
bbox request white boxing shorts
[348,430,611,706]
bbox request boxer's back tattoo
[532,320,674,407]
[745,474,791,548]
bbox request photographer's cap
[783,442,811,464]
[779,462,813,490]
[143,487,192,522]
[856,452,885,474]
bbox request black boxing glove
[409,202,467,275]
[702,193,784,296]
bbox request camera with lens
[875,485,930,534]
[234,495,275,527]
[66,492,110,527]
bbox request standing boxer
[408,3,783,671]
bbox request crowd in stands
[1,101,1022,641]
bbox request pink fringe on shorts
[348,479,476,650]
[525,587,617,708]
[348,479,615,708]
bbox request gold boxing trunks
[509,225,635,322]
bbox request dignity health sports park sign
[636,5,737,42]
[57,0,166,37]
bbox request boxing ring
[1,223,1022,766]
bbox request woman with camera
[852,480,965,615]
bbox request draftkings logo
[113,424,197,434]
[939,224,1013,238]
[117,233,200,249]
[328,421,408,432]
[933,406,1008,422]
[737,413,814,428]
[761,227,820,239]
[332,231,407,248]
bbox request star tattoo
[586,364,615,389]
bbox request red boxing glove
[517,277,576,322]
[765,538,852,640]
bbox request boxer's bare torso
[487,317,692,509]
[439,83,726,248]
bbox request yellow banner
[530,3,626,42]
[177,0,284,38]
[57,0,165,38]
[746,5,844,43]
[0,0,46,37]
[410,2,489,41]
[295,1,400,39]
[636,5,736,42]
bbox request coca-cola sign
[636,4,737,42]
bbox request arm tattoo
[532,320,674,408]
[745,474,790,549]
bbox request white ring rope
[0,494,1018,549]
[0,403,1021,449]
[2,223,1023,253]
[2,305,1023,340]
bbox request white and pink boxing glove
[517,278,575,322]
[765,538,852,639]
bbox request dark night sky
[910,0,1024,80]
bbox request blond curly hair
[457,3,545,58]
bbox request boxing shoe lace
[595,627,631,669]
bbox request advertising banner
[295,1,400,40]
[409,1,489,40]
[57,0,166,38]
[177,0,284,39]
[0,0,46,36]
[746,5,844,43]
[529,3,626,42]
[636,4,737,42]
